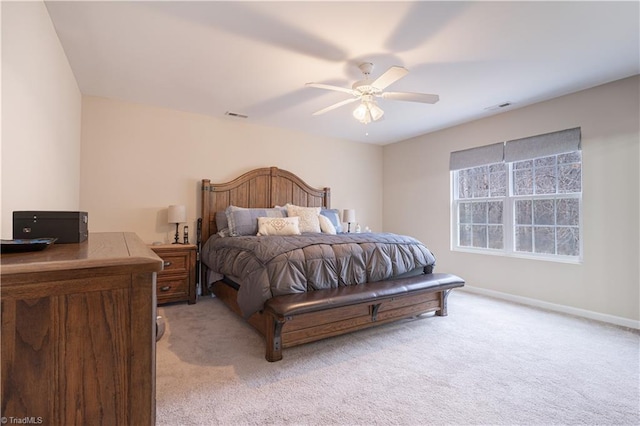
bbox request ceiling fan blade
[312,98,359,116]
[306,83,356,96]
[381,92,440,104]
[371,66,409,90]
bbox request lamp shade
[343,209,356,223]
[353,103,369,122]
[167,205,186,224]
[369,102,384,121]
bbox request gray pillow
[215,211,228,232]
[225,205,286,236]
[320,209,343,233]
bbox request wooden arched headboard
[200,167,331,244]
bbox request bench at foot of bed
[262,272,465,362]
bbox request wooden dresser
[150,243,197,305]
[0,232,163,425]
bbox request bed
[199,166,464,361]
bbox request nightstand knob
[163,261,172,267]
[160,286,171,292]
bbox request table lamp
[168,205,186,244]
[343,209,356,233]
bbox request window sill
[451,246,583,265]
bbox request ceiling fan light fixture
[353,100,384,124]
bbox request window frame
[451,152,583,264]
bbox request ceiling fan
[306,62,439,124]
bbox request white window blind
[449,142,504,171]
[504,127,581,162]
[450,127,581,169]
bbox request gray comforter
[201,233,436,317]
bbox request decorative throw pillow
[225,205,286,236]
[320,208,343,233]
[318,214,337,235]
[285,204,321,233]
[256,217,301,236]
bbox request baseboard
[460,285,640,330]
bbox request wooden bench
[262,273,465,361]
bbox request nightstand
[150,243,197,305]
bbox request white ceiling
[45,1,639,145]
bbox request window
[451,128,582,262]
[456,163,506,250]
[512,151,582,257]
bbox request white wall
[1,1,82,239]
[80,96,382,244]
[383,76,640,323]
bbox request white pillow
[318,214,337,234]
[285,204,321,233]
[256,217,301,236]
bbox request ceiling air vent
[225,111,248,119]
[484,102,513,111]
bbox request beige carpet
[156,291,639,425]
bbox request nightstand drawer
[157,276,189,299]
[159,253,188,274]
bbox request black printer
[13,211,88,243]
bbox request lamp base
[173,223,180,244]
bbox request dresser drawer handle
[160,286,171,292]
[163,261,172,267]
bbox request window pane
[459,224,472,246]
[558,164,581,193]
[472,225,487,248]
[472,202,487,223]
[490,169,507,196]
[513,169,533,195]
[472,166,489,198]
[459,202,472,223]
[534,227,556,254]
[534,156,556,167]
[458,169,471,199]
[515,226,533,252]
[488,225,503,249]
[513,159,533,170]
[558,151,581,164]
[533,199,555,225]
[556,198,579,226]
[488,201,503,224]
[489,163,505,173]
[557,227,580,256]
[534,166,556,194]
[515,200,532,225]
